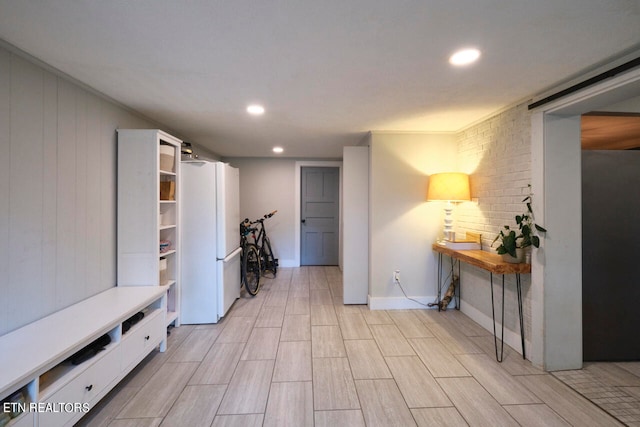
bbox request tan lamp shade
[427,172,470,202]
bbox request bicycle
[240,220,261,296]
[244,210,278,278]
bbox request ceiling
[1,1,639,158]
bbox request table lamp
[427,172,470,241]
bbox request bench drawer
[38,347,120,427]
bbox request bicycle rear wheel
[242,244,261,296]
[261,236,277,277]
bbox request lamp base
[443,203,454,241]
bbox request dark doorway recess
[582,150,640,361]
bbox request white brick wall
[457,103,532,248]
[454,103,535,345]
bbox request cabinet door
[120,309,164,373]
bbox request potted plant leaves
[492,187,546,263]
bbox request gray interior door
[582,150,640,361]
[301,167,339,265]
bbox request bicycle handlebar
[240,219,257,234]
[243,211,277,225]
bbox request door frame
[530,64,640,370]
[295,161,343,268]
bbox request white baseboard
[274,260,344,269]
[367,295,438,310]
[278,259,298,268]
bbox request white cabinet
[117,129,182,326]
[0,287,167,427]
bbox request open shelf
[38,325,120,400]
[0,382,34,425]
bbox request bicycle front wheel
[243,244,261,296]
[261,236,277,277]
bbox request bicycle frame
[245,210,276,248]
[244,211,278,277]
[250,221,266,249]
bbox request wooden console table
[432,243,530,362]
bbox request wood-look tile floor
[77,267,628,427]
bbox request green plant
[493,226,518,257]
[492,187,547,258]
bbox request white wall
[226,157,345,268]
[343,146,369,304]
[0,46,160,335]
[599,94,640,112]
[533,113,583,371]
[225,158,298,267]
[368,132,458,308]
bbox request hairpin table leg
[490,272,505,362]
[516,273,525,359]
[437,253,443,311]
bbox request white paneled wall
[0,47,155,335]
[0,48,10,334]
[455,103,534,350]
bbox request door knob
[301,219,306,224]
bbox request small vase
[501,248,524,264]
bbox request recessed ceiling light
[273,146,284,154]
[449,48,481,66]
[247,104,265,115]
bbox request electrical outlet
[393,270,400,282]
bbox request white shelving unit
[117,129,182,327]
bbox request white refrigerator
[180,161,241,324]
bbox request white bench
[0,287,167,427]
